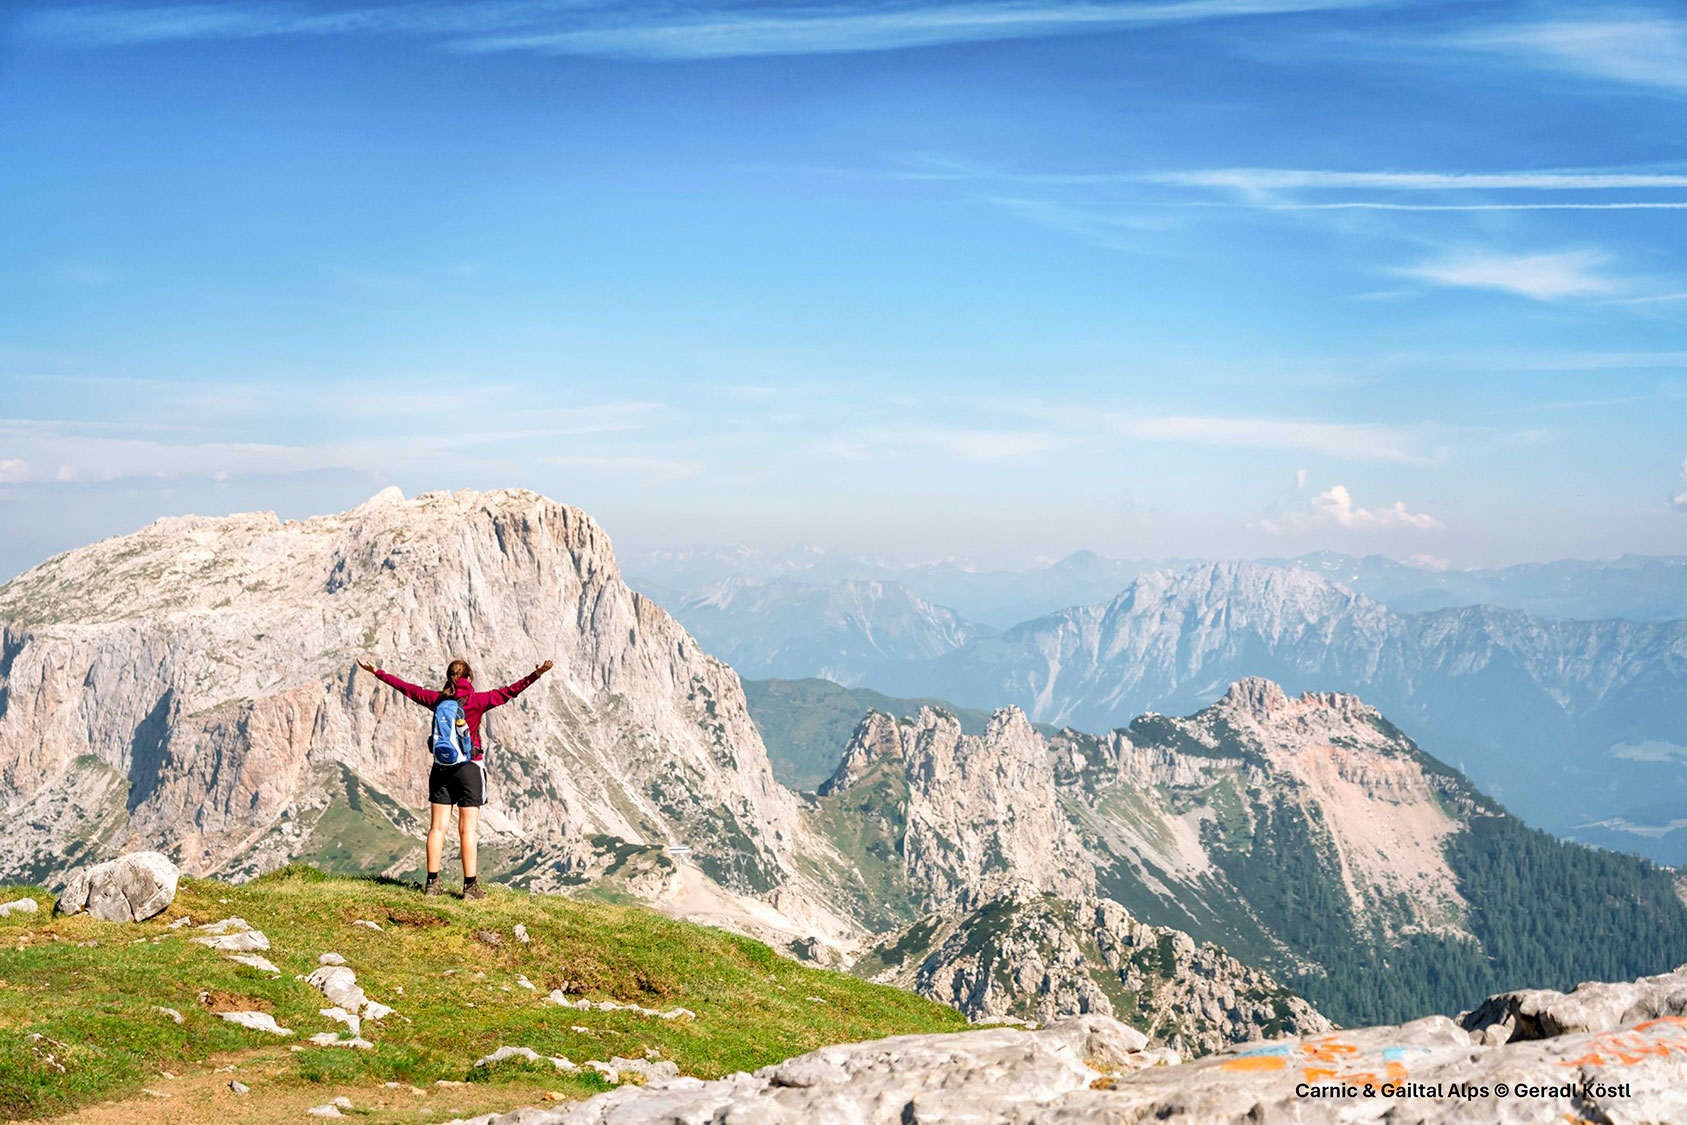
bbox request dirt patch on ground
[380,906,449,929]
[197,990,272,1014]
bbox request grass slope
[744,677,1054,791]
[0,866,965,1121]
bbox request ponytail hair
[442,659,473,698]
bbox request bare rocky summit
[465,965,1687,1124]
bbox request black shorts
[428,761,486,807]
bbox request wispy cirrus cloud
[26,0,1399,58]
[1399,249,1622,302]
[1110,414,1433,462]
[814,426,1071,462]
[990,398,1442,462]
[1451,16,1687,95]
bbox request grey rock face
[1461,964,1687,1043]
[817,707,1092,915]
[465,970,1687,1125]
[464,1015,1154,1125]
[53,851,179,922]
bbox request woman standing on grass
[356,656,553,898]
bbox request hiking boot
[463,882,486,901]
[424,881,443,896]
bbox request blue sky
[2,0,1685,577]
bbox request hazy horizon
[3,0,1686,578]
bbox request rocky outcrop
[466,967,1687,1125]
[1461,964,1687,1044]
[856,886,1330,1057]
[54,850,179,922]
[464,1014,1162,1125]
[0,489,850,950]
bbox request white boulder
[55,851,179,922]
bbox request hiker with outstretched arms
[356,656,553,899]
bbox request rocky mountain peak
[1213,677,1375,728]
[817,711,905,797]
[1215,677,1290,717]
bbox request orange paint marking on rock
[1221,1055,1287,1072]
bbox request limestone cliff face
[0,489,812,925]
[856,885,1331,1057]
[814,707,1092,915]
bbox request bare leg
[458,805,479,880]
[426,803,450,874]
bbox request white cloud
[1454,18,1687,94]
[1673,459,1687,512]
[1399,250,1620,301]
[814,427,1068,462]
[1146,168,1687,192]
[1261,483,1441,534]
[1295,467,1308,489]
[920,428,1069,460]
[1113,415,1431,463]
[31,0,1396,59]
[0,459,30,482]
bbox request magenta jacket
[371,668,542,758]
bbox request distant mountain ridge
[673,576,995,686]
[902,561,1687,861]
[625,544,1687,626]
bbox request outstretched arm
[485,660,553,708]
[356,660,441,708]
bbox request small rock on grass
[0,897,39,917]
[474,1045,577,1072]
[307,1032,374,1050]
[228,953,281,974]
[318,952,347,966]
[219,1011,293,1036]
[229,1081,250,1094]
[513,923,530,943]
[195,930,270,953]
[351,919,382,932]
[305,1106,342,1118]
[320,1006,361,1035]
[154,1006,184,1024]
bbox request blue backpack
[430,696,474,766]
